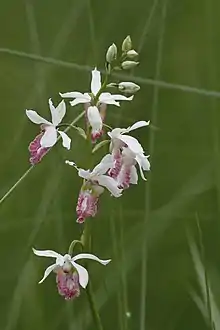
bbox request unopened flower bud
[121,61,139,70]
[122,35,132,53]
[118,82,140,94]
[106,43,117,63]
[126,49,138,59]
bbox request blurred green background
[0,0,220,329]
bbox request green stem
[80,95,105,328]
[86,280,104,330]
[81,215,103,330]
[68,240,83,255]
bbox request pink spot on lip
[108,149,122,179]
[117,165,132,190]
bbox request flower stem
[82,221,104,330]
[68,240,83,255]
[80,116,104,329]
[86,280,104,330]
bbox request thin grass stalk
[196,214,215,330]
[0,110,85,207]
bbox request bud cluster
[105,35,139,72]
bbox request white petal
[72,253,111,265]
[49,99,66,126]
[136,156,148,181]
[143,156,151,171]
[58,131,71,150]
[32,248,61,259]
[40,126,57,148]
[119,135,144,154]
[26,110,51,125]
[78,168,91,179]
[99,93,120,106]
[107,128,126,139]
[110,94,134,102]
[97,174,122,197]
[59,92,85,99]
[136,154,150,171]
[70,96,91,107]
[122,147,135,160]
[71,260,89,288]
[126,120,150,132]
[91,68,101,95]
[38,264,57,284]
[130,165,138,184]
[87,106,102,131]
[92,154,113,175]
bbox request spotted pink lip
[28,131,50,165]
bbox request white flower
[66,154,122,197]
[60,68,133,142]
[33,248,111,288]
[26,99,71,149]
[108,121,150,182]
[108,120,150,154]
[59,68,133,107]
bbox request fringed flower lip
[33,248,111,289]
[26,98,71,150]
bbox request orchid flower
[33,248,111,300]
[66,154,122,223]
[108,120,150,153]
[66,154,122,197]
[60,67,133,108]
[26,99,71,151]
[60,68,133,141]
[107,120,150,178]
